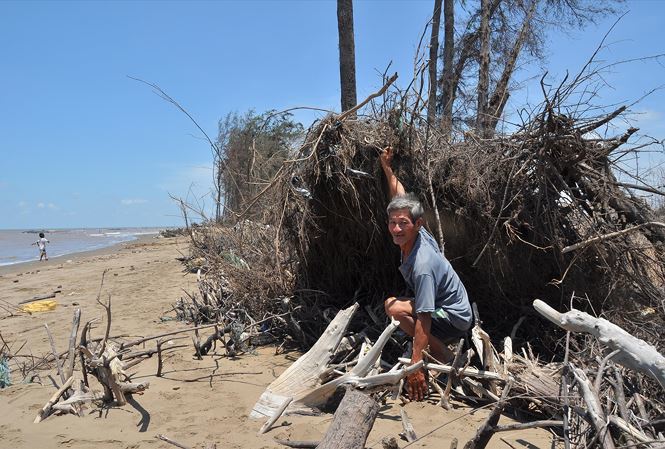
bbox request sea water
[0,228,163,266]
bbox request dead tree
[427,0,443,127]
[476,0,491,136]
[487,0,539,132]
[337,0,357,114]
[440,0,455,134]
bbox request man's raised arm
[379,146,406,199]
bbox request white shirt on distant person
[37,237,49,251]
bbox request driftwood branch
[65,308,81,380]
[34,376,74,423]
[19,292,56,305]
[441,338,465,410]
[44,323,66,386]
[571,365,615,449]
[608,415,652,443]
[251,304,358,419]
[297,320,406,407]
[398,358,505,382]
[258,396,292,434]
[493,420,563,432]
[337,73,398,122]
[533,300,665,387]
[561,222,665,254]
[274,439,318,448]
[400,407,417,442]
[155,434,191,449]
[121,321,233,349]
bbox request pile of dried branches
[23,270,267,423]
[172,219,305,350]
[253,300,665,449]
[182,69,664,357]
[267,76,665,354]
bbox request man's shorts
[430,308,471,344]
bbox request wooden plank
[250,304,358,419]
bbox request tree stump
[317,386,380,449]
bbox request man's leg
[384,297,454,363]
[384,296,416,334]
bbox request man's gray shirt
[398,227,473,331]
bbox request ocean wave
[1,227,164,268]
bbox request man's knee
[384,296,398,317]
[385,296,413,319]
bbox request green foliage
[215,110,303,221]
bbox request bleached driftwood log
[251,303,358,419]
[397,359,506,382]
[253,312,421,431]
[533,299,665,387]
[45,381,104,418]
[400,407,417,442]
[80,343,149,405]
[316,386,381,449]
[34,376,74,423]
[296,319,415,408]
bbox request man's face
[388,208,421,248]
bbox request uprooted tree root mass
[183,88,664,353]
[175,80,665,445]
[282,108,664,351]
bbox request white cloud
[37,202,45,208]
[121,198,148,205]
[18,201,30,214]
[48,203,58,210]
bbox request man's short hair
[387,193,424,222]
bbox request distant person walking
[32,232,49,261]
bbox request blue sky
[1,0,663,229]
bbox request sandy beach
[0,236,551,448]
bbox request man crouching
[381,147,473,401]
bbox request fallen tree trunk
[463,382,512,449]
[533,299,665,387]
[316,386,380,449]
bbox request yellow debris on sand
[20,300,57,313]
